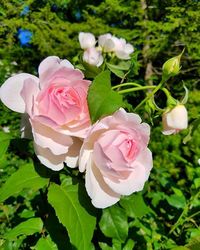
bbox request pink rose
[79,108,153,208]
[0,56,91,170]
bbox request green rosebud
[162,49,184,79]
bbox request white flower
[98,33,115,52]
[83,47,103,67]
[98,33,134,59]
[79,32,96,50]
[162,104,188,135]
[111,37,134,60]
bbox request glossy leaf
[0,163,49,203]
[4,218,43,240]
[87,70,124,123]
[99,205,128,242]
[48,183,96,250]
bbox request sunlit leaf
[48,182,96,250]
[34,236,58,250]
[0,163,49,203]
[4,218,43,240]
[87,70,124,123]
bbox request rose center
[50,86,80,109]
[119,136,139,162]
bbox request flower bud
[79,32,96,50]
[162,51,184,78]
[162,104,188,135]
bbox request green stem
[112,82,141,89]
[134,78,166,111]
[117,85,156,94]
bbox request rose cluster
[0,56,152,208]
[79,32,134,67]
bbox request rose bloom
[0,56,91,170]
[162,104,188,135]
[79,108,153,208]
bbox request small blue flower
[75,10,82,21]
[20,6,30,16]
[18,29,32,46]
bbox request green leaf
[120,192,152,218]
[4,218,43,240]
[183,117,200,144]
[87,70,124,123]
[98,242,113,250]
[99,205,128,242]
[82,62,101,78]
[106,63,125,78]
[166,194,186,209]
[0,131,11,158]
[187,236,200,250]
[194,178,200,189]
[0,163,49,203]
[123,239,135,250]
[34,236,58,250]
[48,183,96,250]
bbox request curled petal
[103,149,152,195]
[86,162,120,208]
[31,120,73,155]
[65,137,83,168]
[38,56,83,88]
[34,143,66,171]
[0,73,39,113]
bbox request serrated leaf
[4,218,43,240]
[87,71,124,123]
[0,163,49,203]
[0,131,11,158]
[99,205,128,242]
[48,183,96,250]
[34,236,58,250]
[120,192,152,218]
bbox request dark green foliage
[0,0,200,249]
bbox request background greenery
[0,0,200,249]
